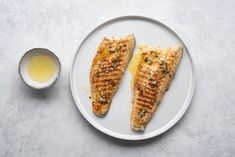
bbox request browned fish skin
[90,34,135,116]
[131,46,183,131]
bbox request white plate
[70,16,195,140]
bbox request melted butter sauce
[28,55,56,83]
[129,46,144,86]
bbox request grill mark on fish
[94,69,123,77]
[93,74,121,84]
[135,101,153,110]
[137,89,156,100]
[136,96,155,105]
[93,78,120,86]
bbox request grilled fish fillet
[90,34,135,116]
[130,45,183,131]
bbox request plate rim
[70,15,196,140]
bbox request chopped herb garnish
[99,98,108,104]
[139,109,148,118]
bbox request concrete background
[0,0,234,156]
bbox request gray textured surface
[0,0,234,156]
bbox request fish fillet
[130,45,183,131]
[90,34,135,116]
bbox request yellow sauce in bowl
[28,55,56,83]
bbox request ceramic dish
[70,16,195,140]
[19,48,61,89]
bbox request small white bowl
[19,48,61,89]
